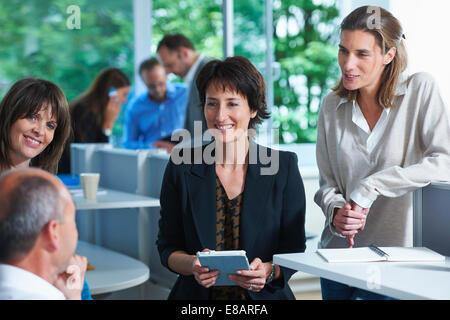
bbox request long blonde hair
[333,6,408,108]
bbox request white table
[76,241,150,295]
[274,252,450,300]
[70,187,159,296]
[70,187,160,210]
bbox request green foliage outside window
[152,0,223,60]
[0,0,134,102]
[272,0,340,143]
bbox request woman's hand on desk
[192,249,219,288]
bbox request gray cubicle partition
[70,143,111,174]
[91,148,143,259]
[70,143,112,243]
[70,143,173,299]
[413,182,450,256]
[141,153,176,289]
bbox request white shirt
[0,264,65,300]
[349,101,391,208]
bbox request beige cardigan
[314,72,450,248]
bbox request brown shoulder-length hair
[0,78,71,174]
[196,56,270,130]
[333,6,408,108]
[70,67,130,141]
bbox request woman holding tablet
[315,6,450,299]
[157,56,306,300]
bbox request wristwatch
[266,263,276,283]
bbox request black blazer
[157,141,306,300]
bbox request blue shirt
[123,82,187,149]
[81,279,92,300]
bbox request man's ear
[179,46,190,59]
[41,220,60,252]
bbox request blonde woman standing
[315,6,450,299]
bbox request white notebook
[317,247,445,263]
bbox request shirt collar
[336,70,409,110]
[183,54,205,85]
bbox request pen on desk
[369,244,390,259]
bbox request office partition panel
[413,183,450,256]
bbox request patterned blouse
[209,176,249,300]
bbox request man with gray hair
[0,168,87,300]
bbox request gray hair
[0,176,63,262]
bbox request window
[390,0,450,105]
[0,1,133,101]
[151,0,223,64]
[272,0,341,143]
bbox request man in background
[157,34,211,144]
[123,57,187,152]
[0,168,87,300]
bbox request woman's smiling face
[338,29,395,93]
[204,83,257,144]
[9,105,57,167]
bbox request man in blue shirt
[123,57,187,150]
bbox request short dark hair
[0,78,71,173]
[157,34,195,52]
[139,57,161,76]
[0,175,63,262]
[196,56,270,130]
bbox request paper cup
[80,173,100,200]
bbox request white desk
[70,187,160,210]
[274,252,450,300]
[76,241,149,295]
[71,187,158,296]
[70,186,160,245]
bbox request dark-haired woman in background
[58,67,130,173]
[157,56,306,300]
[315,6,450,299]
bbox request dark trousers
[320,278,395,300]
